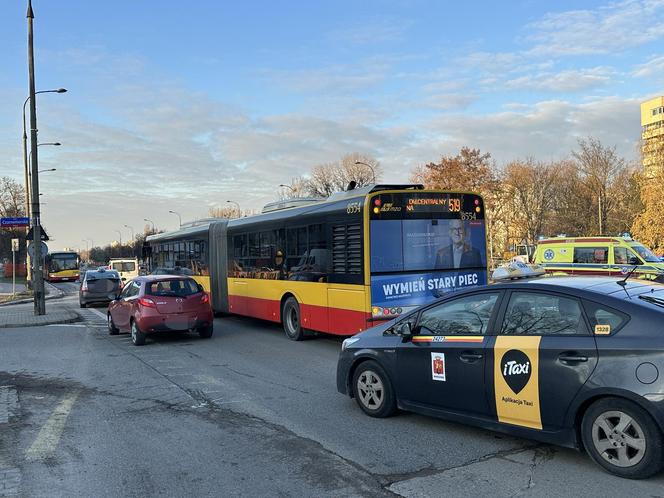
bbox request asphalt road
[1,282,663,497]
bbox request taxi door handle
[459,352,483,363]
[558,353,588,363]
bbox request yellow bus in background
[144,184,488,339]
[45,251,80,282]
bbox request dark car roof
[85,270,120,279]
[491,276,664,308]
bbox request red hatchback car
[107,276,214,346]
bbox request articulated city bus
[45,251,80,282]
[144,184,488,338]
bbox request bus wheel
[282,297,305,341]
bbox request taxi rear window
[582,301,629,334]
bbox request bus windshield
[369,192,487,316]
[50,254,79,271]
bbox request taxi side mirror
[395,321,413,338]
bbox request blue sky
[1,0,663,249]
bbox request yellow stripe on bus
[227,278,369,312]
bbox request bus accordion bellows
[144,184,488,339]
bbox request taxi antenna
[617,265,639,288]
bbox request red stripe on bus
[228,295,370,335]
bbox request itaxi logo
[500,349,531,394]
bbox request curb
[0,282,67,307]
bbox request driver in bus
[434,219,483,269]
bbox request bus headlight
[342,337,360,351]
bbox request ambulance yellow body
[534,236,664,281]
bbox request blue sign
[543,249,555,261]
[371,270,488,308]
[0,217,30,228]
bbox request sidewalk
[0,308,79,328]
[0,282,64,307]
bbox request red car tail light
[81,281,88,291]
[201,293,210,305]
[138,297,156,308]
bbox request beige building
[641,96,664,175]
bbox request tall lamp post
[168,210,182,227]
[25,0,54,315]
[226,200,240,218]
[124,224,134,242]
[22,89,65,220]
[144,218,155,233]
[354,161,376,184]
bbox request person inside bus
[434,219,483,269]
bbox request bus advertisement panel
[368,192,487,318]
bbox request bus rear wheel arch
[282,296,305,341]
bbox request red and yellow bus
[45,251,80,282]
[145,184,488,339]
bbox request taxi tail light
[201,293,210,305]
[138,297,156,308]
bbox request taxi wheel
[131,320,146,346]
[282,297,304,341]
[581,397,663,479]
[107,313,119,335]
[352,361,396,418]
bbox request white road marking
[25,390,80,461]
[47,324,86,328]
[88,308,107,320]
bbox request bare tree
[303,153,380,197]
[0,177,26,218]
[277,176,311,200]
[572,137,628,235]
[209,206,240,219]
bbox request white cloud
[525,0,664,56]
[632,55,664,77]
[505,66,615,92]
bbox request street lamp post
[26,0,51,315]
[114,229,122,257]
[22,89,65,221]
[168,210,182,227]
[226,200,240,218]
[144,218,155,233]
[82,239,89,260]
[279,184,294,195]
[354,161,376,184]
[27,144,60,211]
[124,224,135,242]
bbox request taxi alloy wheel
[352,361,396,418]
[582,398,663,479]
[107,313,119,335]
[131,320,146,346]
[282,297,304,341]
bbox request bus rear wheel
[282,297,305,341]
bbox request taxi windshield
[630,243,660,263]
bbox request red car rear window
[146,279,200,297]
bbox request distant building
[641,96,664,175]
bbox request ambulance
[533,236,664,281]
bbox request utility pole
[27,0,45,315]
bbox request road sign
[1,217,30,228]
[27,241,48,259]
[25,225,49,241]
[11,238,19,252]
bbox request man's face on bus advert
[449,220,465,246]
